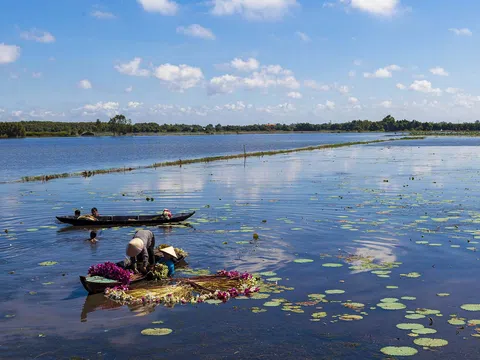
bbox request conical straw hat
[160,246,178,259]
[126,238,143,257]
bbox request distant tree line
[2,115,480,138]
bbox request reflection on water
[3,138,480,358]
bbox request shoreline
[14,137,423,184]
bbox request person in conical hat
[159,246,177,277]
[126,229,156,274]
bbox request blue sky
[0,0,479,124]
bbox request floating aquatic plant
[294,259,314,263]
[322,263,343,268]
[396,323,424,330]
[325,289,345,295]
[412,328,437,335]
[437,293,450,297]
[461,304,480,311]
[38,261,57,266]
[141,328,172,336]
[380,346,418,356]
[405,314,426,320]
[448,318,466,326]
[413,338,448,347]
[377,302,406,310]
[339,315,363,321]
[312,312,327,319]
[400,272,421,278]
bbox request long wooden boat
[57,211,195,227]
[80,253,188,294]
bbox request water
[0,133,389,182]
[1,136,480,359]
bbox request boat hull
[57,211,195,227]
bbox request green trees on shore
[1,115,480,138]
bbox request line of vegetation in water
[410,131,480,137]
[0,114,477,138]
[16,137,424,184]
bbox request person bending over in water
[126,229,155,274]
[88,231,98,244]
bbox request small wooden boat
[57,211,195,227]
[80,251,188,294]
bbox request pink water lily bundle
[88,262,132,285]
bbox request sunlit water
[0,133,389,182]
[1,137,480,359]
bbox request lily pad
[401,296,417,301]
[343,302,365,310]
[467,320,480,326]
[141,328,173,336]
[263,301,282,307]
[386,285,399,289]
[405,314,426,320]
[322,263,343,268]
[250,293,270,300]
[266,277,282,282]
[396,323,424,330]
[412,328,437,335]
[377,302,406,310]
[400,272,421,278]
[339,315,363,321]
[325,289,345,295]
[380,346,418,356]
[294,259,314,264]
[38,261,57,266]
[205,299,223,305]
[152,321,164,324]
[308,294,326,300]
[448,318,466,326]
[312,312,327,319]
[416,309,441,315]
[413,338,448,347]
[461,304,480,311]
[437,293,450,297]
[259,271,277,277]
[380,298,399,303]
[26,228,39,232]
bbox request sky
[0,0,479,125]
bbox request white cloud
[287,91,302,99]
[323,2,336,8]
[154,63,204,91]
[409,80,442,95]
[125,86,133,93]
[115,57,150,77]
[429,67,449,76]
[230,57,259,72]
[348,70,356,77]
[348,97,359,104]
[208,74,241,95]
[364,64,401,78]
[316,100,335,110]
[353,59,362,66]
[209,64,299,95]
[91,10,116,19]
[80,102,119,116]
[20,29,55,43]
[350,0,400,16]
[453,93,480,108]
[396,83,406,90]
[32,72,42,78]
[0,44,21,64]
[211,0,298,20]
[296,31,310,42]
[304,80,330,91]
[11,110,23,117]
[258,103,296,115]
[337,85,350,94]
[137,0,178,15]
[177,24,216,40]
[380,100,392,108]
[78,79,92,89]
[449,28,472,36]
[445,87,461,94]
[127,101,143,109]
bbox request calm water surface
[0,133,389,182]
[1,137,480,359]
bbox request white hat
[159,246,178,259]
[126,238,143,257]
